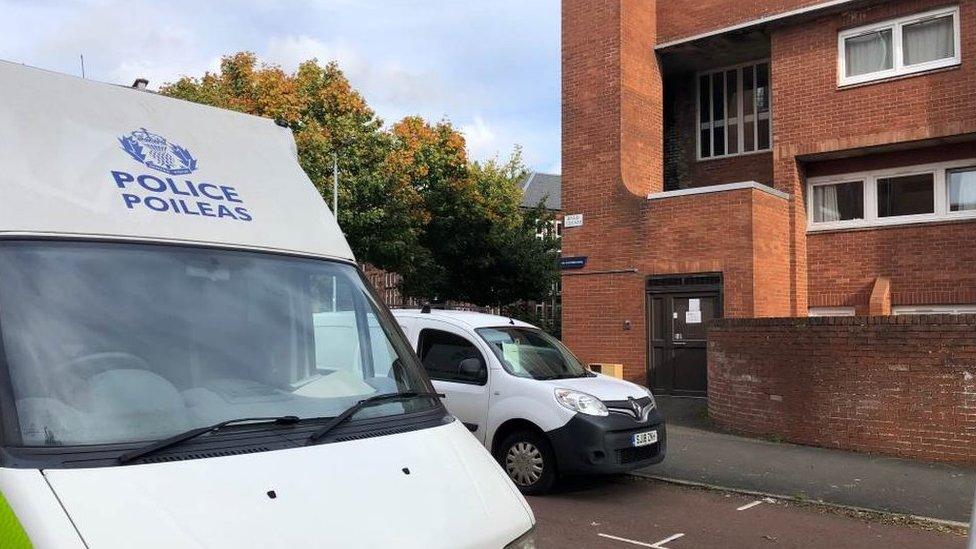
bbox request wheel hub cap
[505,441,544,486]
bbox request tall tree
[160,53,425,273]
[161,53,559,307]
[388,117,559,306]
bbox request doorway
[646,274,722,396]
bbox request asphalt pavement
[636,396,976,522]
[529,476,967,548]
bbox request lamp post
[332,152,339,218]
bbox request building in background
[562,0,976,393]
[521,172,563,328]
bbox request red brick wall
[752,191,793,316]
[770,0,976,315]
[563,0,797,384]
[805,143,976,312]
[807,221,976,311]
[708,316,976,465]
[772,0,976,161]
[657,0,830,44]
[562,187,792,383]
[806,142,976,179]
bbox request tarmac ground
[528,475,967,549]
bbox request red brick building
[562,0,976,395]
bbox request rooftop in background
[521,172,561,211]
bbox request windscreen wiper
[306,392,442,445]
[118,416,301,465]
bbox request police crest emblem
[119,128,198,176]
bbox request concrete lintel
[647,181,791,201]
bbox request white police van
[0,61,535,549]
[392,309,666,494]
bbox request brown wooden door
[647,292,719,396]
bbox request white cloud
[264,35,362,74]
[0,0,560,171]
[461,116,497,160]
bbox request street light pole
[332,152,339,218]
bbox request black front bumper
[546,408,666,475]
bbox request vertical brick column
[561,0,662,382]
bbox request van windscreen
[0,241,433,447]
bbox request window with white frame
[838,6,961,86]
[697,61,771,160]
[808,306,856,317]
[808,160,976,231]
[893,304,976,315]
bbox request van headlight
[505,525,537,549]
[554,388,608,417]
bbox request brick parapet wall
[708,315,976,464]
[563,187,792,383]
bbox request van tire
[496,430,557,495]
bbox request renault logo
[628,397,642,417]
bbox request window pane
[755,63,770,114]
[903,15,955,66]
[757,118,770,150]
[725,70,738,119]
[712,72,725,122]
[877,173,934,217]
[713,125,725,157]
[813,181,863,222]
[742,66,755,153]
[726,70,739,154]
[698,75,710,124]
[418,329,485,383]
[742,66,755,116]
[948,167,976,212]
[699,74,710,158]
[727,123,739,155]
[845,29,894,77]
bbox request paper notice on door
[685,310,702,324]
[689,298,700,312]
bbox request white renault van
[0,61,535,548]
[392,309,666,494]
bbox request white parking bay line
[598,532,685,549]
[737,500,763,511]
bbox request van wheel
[497,430,557,495]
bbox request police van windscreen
[0,241,433,447]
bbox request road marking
[737,500,763,511]
[598,532,685,548]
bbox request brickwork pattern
[657,0,830,44]
[708,316,976,465]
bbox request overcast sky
[0,0,561,173]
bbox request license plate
[632,431,658,447]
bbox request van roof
[0,60,353,261]
[393,308,535,330]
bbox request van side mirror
[458,358,485,382]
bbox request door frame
[645,273,724,396]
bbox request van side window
[417,329,486,385]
